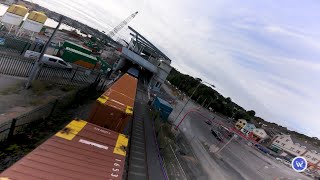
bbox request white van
[40,54,72,70]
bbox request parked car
[211,128,223,142]
[217,125,233,139]
[255,144,270,154]
[40,54,73,70]
[275,157,282,162]
[205,120,212,125]
[282,160,291,166]
[50,41,58,47]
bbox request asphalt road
[178,108,312,180]
[164,83,311,180]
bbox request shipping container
[152,97,173,121]
[127,67,139,78]
[97,57,112,73]
[0,119,129,180]
[88,73,137,132]
[61,47,98,69]
[62,41,92,54]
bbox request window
[58,60,67,66]
[306,155,311,158]
[281,143,285,146]
[260,132,263,135]
[275,140,280,143]
[296,150,300,153]
[48,58,57,62]
[312,158,317,161]
[285,139,289,142]
[280,137,284,139]
[290,147,294,151]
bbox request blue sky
[25,0,320,137]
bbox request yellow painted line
[97,95,109,104]
[55,120,87,140]
[113,134,129,156]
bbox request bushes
[31,80,54,95]
[153,110,175,149]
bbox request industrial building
[113,26,172,91]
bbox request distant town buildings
[234,119,320,174]
[235,119,247,130]
[269,134,308,156]
[249,128,268,143]
[268,134,320,172]
[241,123,256,136]
[235,119,268,143]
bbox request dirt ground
[0,75,77,123]
[0,90,98,172]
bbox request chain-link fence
[37,65,105,87]
[0,54,35,77]
[0,87,86,143]
[0,54,108,88]
[0,31,43,55]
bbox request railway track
[126,88,149,180]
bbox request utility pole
[196,95,202,103]
[173,81,215,124]
[173,82,201,124]
[201,98,207,107]
[215,135,236,154]
[26,16,64,88]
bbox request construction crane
[107,11,138,38]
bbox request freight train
[0,71,139,180]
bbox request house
[241,123,256,136]
[235,119,247,130]
[269,134,308,157]
[249,128,268,142]
[303,150,320,166]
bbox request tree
[247,110,256,117]
[225,97,232,104]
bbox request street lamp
[173,80,215,124]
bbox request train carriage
[88,73,138,133]
[0,119,128,180]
